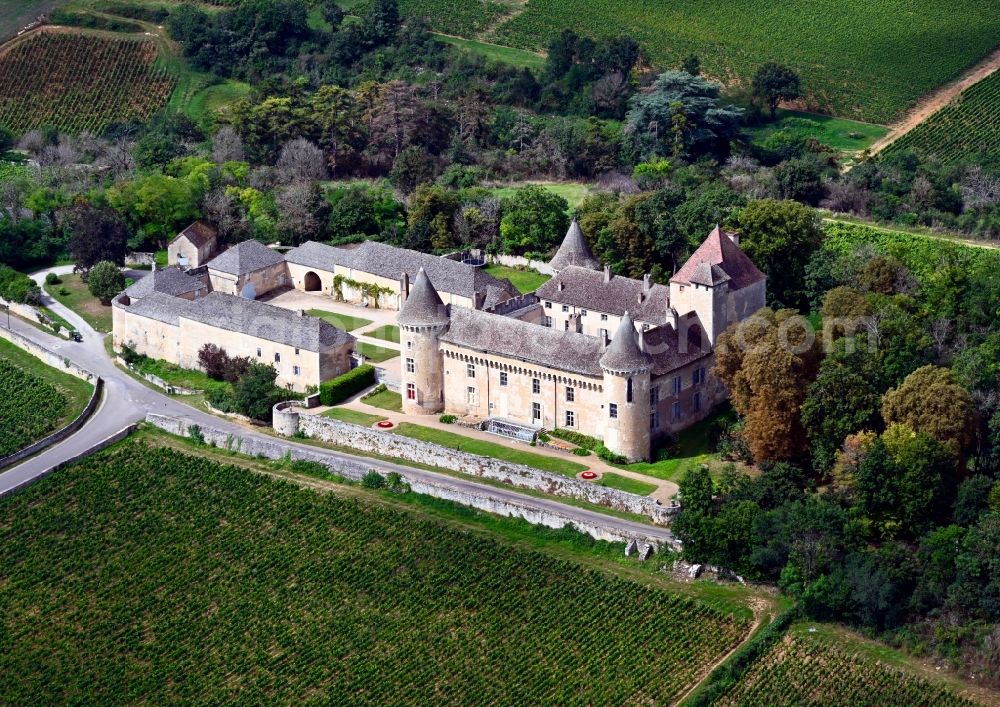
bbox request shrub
[549,428,601,451]
[58,287,69,296]
[187,424,205,445]
[87,261,125,304]
[45,272,61,285]
[596,444,629,465]
[572,447,591,457]
[118,342,145,366]
[320,364,375,406]
[362,470,386,489]
[439,414,457,424]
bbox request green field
[883,70,1000,165]
[717,630,977,706]
[182,79,250,125]
[322,406,385,425]
[356,340,398,363]
[365,324,400,343]
[0,441,751,703]
[44,274,113,333]
[483,263,550,293]
[435,33,545,70]
[747,110,889,157]
[595,472,657,496]
[403,0,1000,124]
[394,422,588,477]
[307,309,373,332]
[489,181,592,211]
[0,337,93,458]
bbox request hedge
[319,364,376,406]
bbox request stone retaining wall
[1,297,72,338]
[482,251,555,276]
[0,326,96,383]
[274,404,675,524]
[145,413,677,548]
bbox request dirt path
[869,46,1000,154]
[671,597,771,706]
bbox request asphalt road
[0,267,676,544]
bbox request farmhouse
[398,224,766,461]
[284,239,518,310]
[167,221,218,269]
[113,288,354,392]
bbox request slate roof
[643,320,712,377]
[535,266,670,325]
[284,240,518,305]
[440,306,605,377]
[672,226,765,290]
[207,239,285,276]
[174,220,217,248]
[115,291,354,351]
[550,218,602,271]
[600,312,653,373]
[398,268,448,327]
[125,266,206,299]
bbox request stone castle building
[398,223,766,461]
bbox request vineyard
[0,359,68,458]
[0,30,175,135]
[0,442,752,703]
[394,0,1000,124]
[715,633,977,706]
[882,70,1000,164]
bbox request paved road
[0,268,675,544]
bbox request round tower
[398,268,449,415]
[600,312,653,462]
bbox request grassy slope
[0,439,752,703]
[356,341,398,363]
[435,33,545,70]
[746,109,889,155]
[491,0,1000,124]
[362,387,402,411]
[483,264,550,293]
[615,408,736,484]
[44,274,112,333]
[488,182,592,211]
[393,421,588,476]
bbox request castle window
[693,367,706,385]
[532,402,541,422]
[406,357,415,373]
[532,378,540,394]
[544,316,553,328]
[626,378,634,403]
[467,363,475,378]
[650,386,659,405]
[600,313,608,321]
[565,410,575,428]
[256,347,262,357]
[406,383,416,400]
[566,386,575,402]
[580,310,587,316]
[500,371,508,386]
[609,403,618,419]
[293,365,300,376]
[672,401,682,421]
[651,410,659,430]
[544,301,552,309]
[564,321,570,331]
[407,341,412,350]
[693,391,702,412]
[672,376,682,395]
[295,348,300,355]
[561,304,569,312]
[467,386,478,405]
[274,352,281,363]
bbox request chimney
[557,280,564,291]
[603,265,611,283]
[727,229,740,246]
[298,309,305,317]
[638,329,647,353]
[637,292,644,304]
[401,272,410,299]
[643,273,651,294]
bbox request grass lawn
[322,407,385,426]
[595,472,657,496]
[0,336,93,423]
[356,341,398,363]
[43,274,113,333]
[39,305,75,334]
[393,422,588,477]
[615,408,736,483]
[366,324,400,343]
[362,387,402,412]
[484,264,551,293]
[746,110,889,155]
[434,34,545,70]
[184,80,250,125]
[488,182,593,211]
[307,309,373,332]
[131,356,229,395]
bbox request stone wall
[1,297,72,338]
[276,405,674,523]
[483,252,555,276]
[0,325,98,383]
[146,413,677,548]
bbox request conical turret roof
[550,218,602,272]
[398,268,449,326]
[600,312,653,373]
